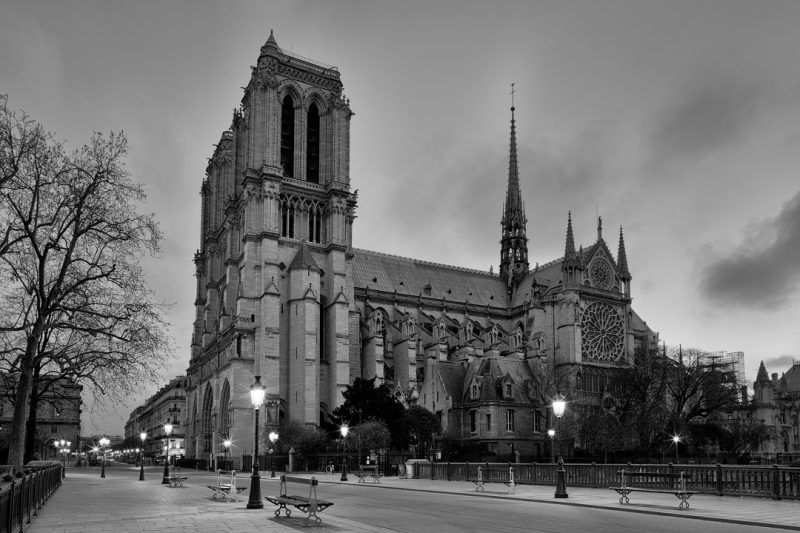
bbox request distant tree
[665,346,741,429]
[344,419,391,453]
[0,96,171,466]
[393,405,441,454]
[331,377,405,434]
[278,420,329,456]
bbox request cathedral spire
[617,226,631,281]
[563,212,578,268]
[499,86,529,291]
[755,360,770,384]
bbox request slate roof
[462,356,534,403]
[435,362,467,402]
[779,363,800,393]
[352,248,508,309]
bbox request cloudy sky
[3,0,800,435]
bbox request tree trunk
[24,384,41,463]
[7,321,43,467]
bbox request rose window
[581,302,624,361]
[590,259,612,289]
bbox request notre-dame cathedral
[184,30,658,461]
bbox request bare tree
[664,346,741,430]
[0,97,172,466]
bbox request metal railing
[415,462,800,500]
[0,463,63,533]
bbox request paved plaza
[28,464,800,532]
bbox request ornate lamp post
[672,435,681,464]
[339,425,349,482]
[552,394,568,499]
[269,431,279,478]
[223,439,232,471]
[99,437,110,478]
[247,375,266,509]
[547,429,556,463]
[162,421,173,484]
[139,432,147,481]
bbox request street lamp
[247,375,266,509]
[269,431,278,478]
[672,435,681,464]
[139,432,147,481]
[340,425,349,481]
[162,421,173,484]
[99,437,110,478]
[223,439,232,471]
[552,393,568,499]
[547,429,556,463]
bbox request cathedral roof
[779,363,800,393]
[434,362,467,401]
[352,248,507,309]
[288,242,321,272]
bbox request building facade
[183,31,657,462]
[124,375,187,460]
[753,360,800,462]
[0,375,82,463]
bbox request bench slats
[266,474,332,526]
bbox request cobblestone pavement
[27,465,800,532]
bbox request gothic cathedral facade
[184,31,658,461]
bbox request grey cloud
[698,189,800,309]
[646,79,762,177]
[763,354,797,373]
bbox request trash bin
[404,459,430,479]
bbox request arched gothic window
[281,95,295,178]
[306,103,320,183]
[201,385,214,454]
[219,380,231,437]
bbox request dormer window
[471,383,480,400]
[503,382,513,400]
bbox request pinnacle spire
[756,360,770,383]
[617,226,631,280]
[499,89,529,290]
[563,212,578,267]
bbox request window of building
[485,413,491,432]
[280,96,295,178]
[503,382,512,400]
[471,383,479,400]
[51,425,57,434]
[506,410,515,432]
[306,103,319,183]
[469,410,477,433]
[281,202,296,238]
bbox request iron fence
[414,461,800,500]
[0,463,63,533]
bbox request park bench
[467,465,515,494]
[207,469,246,501]
[609,469,694,509]
[265,475,334,526]
[166,466,188,488]
[356,464,382,483]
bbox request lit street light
[223,439,232,471]
[340,425,349,482]
[162,421,173,484]
[672,435,681,464]
[99,437,110,478]
[552,394,568,499]
[139,432,147,481]
[247,375,266,509]
[269,431,278,478]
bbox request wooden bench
[167,466,188,488]
[609,470,694,509]
[207,469,246,501]
[265,475,333,526]
[467,465,515,494]
[356,464,382,483]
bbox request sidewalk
[28,465,800,532]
